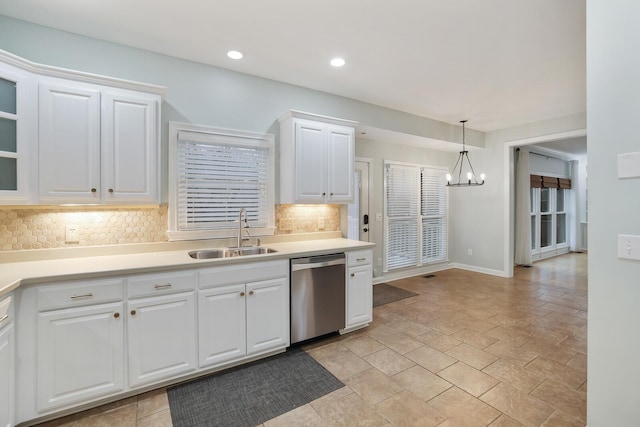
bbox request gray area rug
[373,283,418,307]
[167,347,343,427]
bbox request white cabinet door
[37,302,124,412]
[327,125,354,203]
[0,322,14,427]
[198,284,246,368]
[246,277,289,355]
[127,292,196,388]
[294,120,327,203]
[346,264,373,328]
[101,91,159,204]
[39,83,101,203]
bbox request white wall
[587,1,640,425]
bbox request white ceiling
[0,0,586,133]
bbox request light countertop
[0,237,374,298]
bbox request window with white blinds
[168,123,275,240]
[384,161,448,271]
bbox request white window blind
[384,162,448,271]
[168,124,274,240]
[421,168,448,264]
[385,164,419,270]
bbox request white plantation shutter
[421,168,448,263]
[385,163,419,270]
[176,130,271,231]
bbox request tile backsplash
[0,204,341,251]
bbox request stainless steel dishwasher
[290,253,346,344]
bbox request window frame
[167,122,275,241]
[531,185,570,260]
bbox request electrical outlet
[467,249,473,256]
[317,216,325,229]
[375,213,382,222]
[65,225,80,243]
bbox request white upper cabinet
[0,56,36,205]
[0,48,165,206]
[39,80,160,204]
[279,110,356,204]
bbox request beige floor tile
[480,382,555,427]
[446,342,499,370]
[344,367,404,405]
[314,392,390,426]
[519,339,577,364]
[541,409,585,427]
[368,326,424,355]
[525,357,586,389]
[308,344,372,381]
[363,347,415,376]
[486,326,533,346]
[136,388,169,419]
[530,379,587,422]
[566,352,587,372]
[341,335,387,357]
[415,329,462,352]
[309,386,354,410]
[375,390,445,427]
[450,328,499,349]
[392,365,452,401]
[264,404,324,427]
[482,359,545,393]
[484,340,540,366]
[489,414,526,426]
[405,345,457,373]
[388,319,431,336]
[136,409,173,427]
[426,386,501,426]
[437,362,499,397]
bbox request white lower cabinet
[37,302,125,412]
[345,250,373,329]
[127,292,197,388]
[0,296,15,427]
[198,260,289,369]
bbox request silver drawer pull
[154,283,173,290]
[0,314,8,324]
[356,258,367,262]
[70,293,93,300]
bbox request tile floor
[37,253,587,427]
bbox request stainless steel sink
[188,246,277,259]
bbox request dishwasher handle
[291,255,345,271]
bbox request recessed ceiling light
[227,50,244,60]
[330,57,346,67]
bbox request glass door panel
[0,78,16,114]
[0,117,17,153]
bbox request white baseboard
[373,263,452,284]
[447,263,509,278]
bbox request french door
[531,187,569,260]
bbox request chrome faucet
[237,208,248,248]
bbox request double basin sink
[188,246,277,259]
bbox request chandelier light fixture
[446,120,485,187]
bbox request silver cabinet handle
[70,293,93,300]
[0,314,8,324]
[356,258,366,262]
[154,283,172,290]
[351,273,355,277]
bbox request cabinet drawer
[347,250,372,267]
[0,295,12,329]
[198,260,288,289]
[127,270,196,298]
[37,279,124,311]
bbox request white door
[0,323,14,427]
[346,264,373,328]
[246,277,289,354]
[39,83,101,203]
[37,302,124,412]
[101,91,159,204]
[198,284,246,368]
[348,161,371,241]
[327,125,354,203]
[294,120,327,203]
[127,292,196,388]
